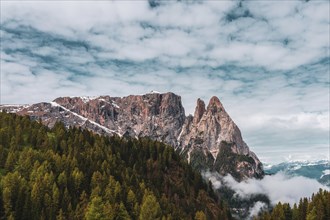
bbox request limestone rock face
[0,92,264,180]
[177,96,263,179]
[52,93,186,147]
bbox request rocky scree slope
[0,92,264,180]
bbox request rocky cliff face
[178,96,263,179]
[0,92,264,180]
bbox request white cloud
[2,0,328,69]
[222,173,328,206]
[243,112,329,131]
[249,202,267,219]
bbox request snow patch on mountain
[80,96,98,103]
[50,101,121,136]
[320,169,330,179]
[149,90,160,94]
[0,104,30,113]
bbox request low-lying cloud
[204,171,329,218]
[224,172,328,205]
[248,202,267,219]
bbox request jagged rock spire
[193,98,205,124]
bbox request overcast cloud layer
[1,0,329,164]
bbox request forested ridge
[0,112,232,220]
[255,189,329,220]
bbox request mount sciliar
[0,92,264,180]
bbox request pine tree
[195,210,207,220]
[139,192,161,220]
[306,207,317,220]
[270,202,285,220]
[292,204,299,220]
[126,189,137,214]
[116,202,131,220]
[85,196,107,220]
[56,209,65,220]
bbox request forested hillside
[0,112,232,220]
[255,188,329,220]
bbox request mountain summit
[1,92,264,180]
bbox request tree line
[255,189,329,220]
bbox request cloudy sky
[1,0,329,164]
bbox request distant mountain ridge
[264,160,330,187]
[0,92,264,180]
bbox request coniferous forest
[0,112,232,220]
[255,189,329,220]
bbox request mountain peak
[206,96,225,114]
[208,96,222,106]
[193,98,206,124]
